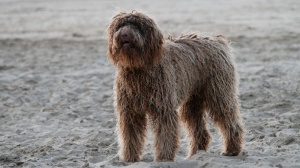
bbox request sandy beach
[0,0,300,167]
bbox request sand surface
[0,0,300,167]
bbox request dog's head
[107,11,163,68]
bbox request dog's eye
[129,24,145,36]
[115,23,133,32]
[115,24,125,32]
[115,23,145,36]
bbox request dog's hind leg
[149,109,180,162]
[117,111,147,162]
[205,81,244,156]
[179,93,211,158]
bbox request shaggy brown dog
[107,11,244,162]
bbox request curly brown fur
[107,11,244,162]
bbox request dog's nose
[121,33,128,40]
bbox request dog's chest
[123,70,157,93]
[117,67,172,100]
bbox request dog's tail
[214,35,230,46]
[179,33,199,39]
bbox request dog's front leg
[149,110,180,162]
[117,110,147,162]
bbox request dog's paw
[221,151,240,156]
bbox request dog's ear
[107,12,127,60]
[154,27,164,45]
[146,18,164,64]
[149,28,163,65]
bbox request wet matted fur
[107,11,244,162]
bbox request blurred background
[1,0,299,39]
